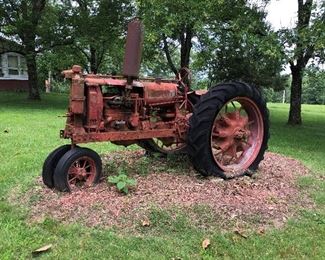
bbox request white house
[0,37,28,91]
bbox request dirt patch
[18,151,313,231]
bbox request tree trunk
[90,46,97,74]
[180,27,192,69]
[162,34,178,76]
[288,66,303,125]
[26,51,40,100]
[286,0,314,125]
[179,26,193,87]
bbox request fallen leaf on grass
[141,219,150,227]
[202,238,210,249]
[258,227,265,235]
[32,244,52,255]
[234,229,248,239]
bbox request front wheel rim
[67,156,97,188]
[210,97,264,175]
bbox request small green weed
[108,168,137,194]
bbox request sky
[264,0,324,71]
[265,0,298,30]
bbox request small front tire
[42,145,71,188]
[53,147,102,192]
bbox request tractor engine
[61,66,190,146]
[85,77,181,132]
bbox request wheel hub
[233,127,249,139]
[211,98,263,174]
[76,168,87,179]
[68,156,96,187]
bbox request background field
[0,92,324,259]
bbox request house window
[0,52,28,79]
[8,55,19,75]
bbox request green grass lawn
[0,92,324,259]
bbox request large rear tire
[187,81,269,179]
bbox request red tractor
[42,19,269,192]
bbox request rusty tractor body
[43,19,269,192]
[60,65,193,147]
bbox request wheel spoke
[82,160,87,169]
[235,110,240,120]
[234,154,243,163]
[212,129,230,138]
[242,138,253,147]
[213,149,223,156]
[220,153,227,165]
[222,115,233,125]
[228,144,237,158]
[242,115,249,126]
[69,176,78,184]
[214,139,233,153]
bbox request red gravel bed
[19,151,313,230]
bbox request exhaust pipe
[123,18,144,80]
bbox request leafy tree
[62,0,134,74]
[138,0,284,89]
[138,0,208,78]
[195,1,285,89]
[37,46,87,89]
[302,67,325,104]
[0,1,74,99]
[0,0,47,99]
[279,0,325,124]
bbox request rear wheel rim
[152,137,186,153]
[67,156,97,188]
[210,97,264,176]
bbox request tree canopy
[0,0,324,122]
[63,0,134,74]
[138,0,285,89]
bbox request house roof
[0,36,25,55]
